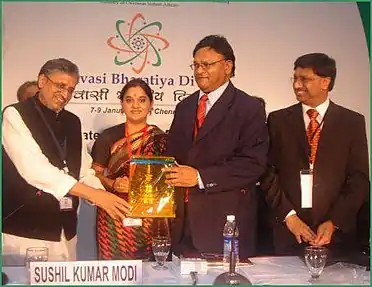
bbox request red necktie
[193,94,209,138]
[306,109,320,167]
[185,94,208,203]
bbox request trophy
[128,155,175,218]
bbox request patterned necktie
[185,94,209,203]
[306,109,320,167]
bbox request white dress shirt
[285,98,330,220]
[2,107,103,201]
[302,98,329,131]
[198,80,229,114]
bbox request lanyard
[33,97,69,174]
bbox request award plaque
[128,155,175,218]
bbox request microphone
[213,218,252,286]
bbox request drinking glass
[25,247,48,284]
[304,246,327,280]
[152,236,171,270]
[152,218,171,270]
[25,247,49,270]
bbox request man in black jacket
[261,53,369,256]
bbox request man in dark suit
[164,35,268,258]
[261,53,369,256]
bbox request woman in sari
[91,78,167,260]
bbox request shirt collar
[198,80,229,106]
[302,98,330,120]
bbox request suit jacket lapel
[314,101,339,170]
[194,82,235,143]
[183,91,199,143]
[287,103,310,167]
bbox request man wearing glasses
[2,58,130,264]
[261,53,369,256]
[164,35,268,258]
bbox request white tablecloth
[3,256,370,285]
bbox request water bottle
[222,214,239,271]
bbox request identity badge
[59,197,73,211]
[123,218,142,227]
[300,169,313,208]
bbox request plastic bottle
[222,214,239,271]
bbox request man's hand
[163,164,198,187]
[113,176,129,193]
[285,214,316,244]
[69,182,130,220]
[311,220,335,246]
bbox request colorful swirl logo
[107,13,170,74]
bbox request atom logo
[107,13,170,74]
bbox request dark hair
[17,80,38,102]
[294,53,336,91]
[38,58,80,82]
[118,78,153,102]
[193,35,236,77]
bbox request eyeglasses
[190,59,226,71]
[45,74,75,95]
[291,76,320,85]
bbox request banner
[2,2,370,146]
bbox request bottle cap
[227,215,235,221]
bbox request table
[3,256,370,285]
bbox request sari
[96,124,167,260]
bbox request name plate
[29,260,142,285]
[180,258,208,275]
